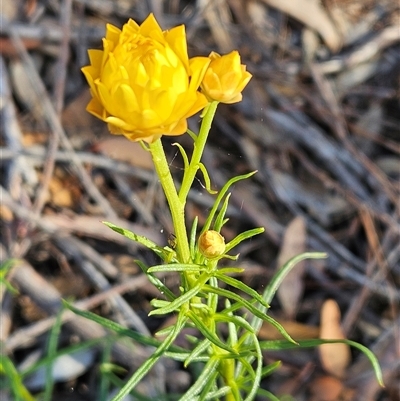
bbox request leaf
[202,171,257,233]
[172,142,189,171]
[202,285,297,344]
[147,263,206,273]
[186,311,238,355]
[149,273,209,316]
[213,272,269,308]
[224,227,265,253]
[319,299,351,378]
[250,252,328,336]
[198,162,218,194]
[179,357,220,401]
[109,312,188,401]
[103,221,170,261]
[259,339,383,386]
[276,216,307,319]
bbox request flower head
[82,14,210,143]
[198,230,225,259]
[201,51,252,104]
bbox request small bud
[198,230,225,259]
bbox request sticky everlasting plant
[74,14,383,401]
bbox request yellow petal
[139,13,164,41]
[188,56,211,91]
[164,24,189,69]
[105,23,121,48]
[115,84,139,113]
[86,97,105,119]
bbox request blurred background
[1,1,399,400]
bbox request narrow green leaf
[224,227,265,253]
[63,301,186,353]
[241,386,281,401]
[44,306,64,401]
[198,162,218,194]
[213,193,231,232]
[207,276,219,315]
[263,252,328,306]
[1,356,36,401]
[110,312,188,401]
[147,263,206,273]
[202,171,257,233]
[217,267,244,275]
[99,340,113,401]
[135,260,176,301]
[261,361,282,378]
[250,252,327,336]
[214,272,269,308]
[0,258,19,294]
[186,311,238,355]
[149,278,205,316]
[213,313,255,333]
[172,142,189,171]
[104,222,173,261]
[186,128,198,141]
[164,352,208,363]
[179,358,220,401]
[260,338,384,387]
[203,386,231,400]
[243,332,263,401]
[202,285,297,344]
[190,216,199,260]
[184,339,210,367]
[198,369,222,401]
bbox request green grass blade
[1,355,36,401]
[43,307,64,401]
[98,340,113,401]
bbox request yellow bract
[198,230,226,259]
[82,14,210,143]
[201,51,252,104]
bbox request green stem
[149,139,190,264]
[179,101,219,204]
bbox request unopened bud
[198,230,225,259]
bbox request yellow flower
[198,230,225,259]
[201,51,252,104]
[81,14,210,143]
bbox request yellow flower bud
[200,51,252,104]
[81,14,210,143]
[198,230,225,259]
